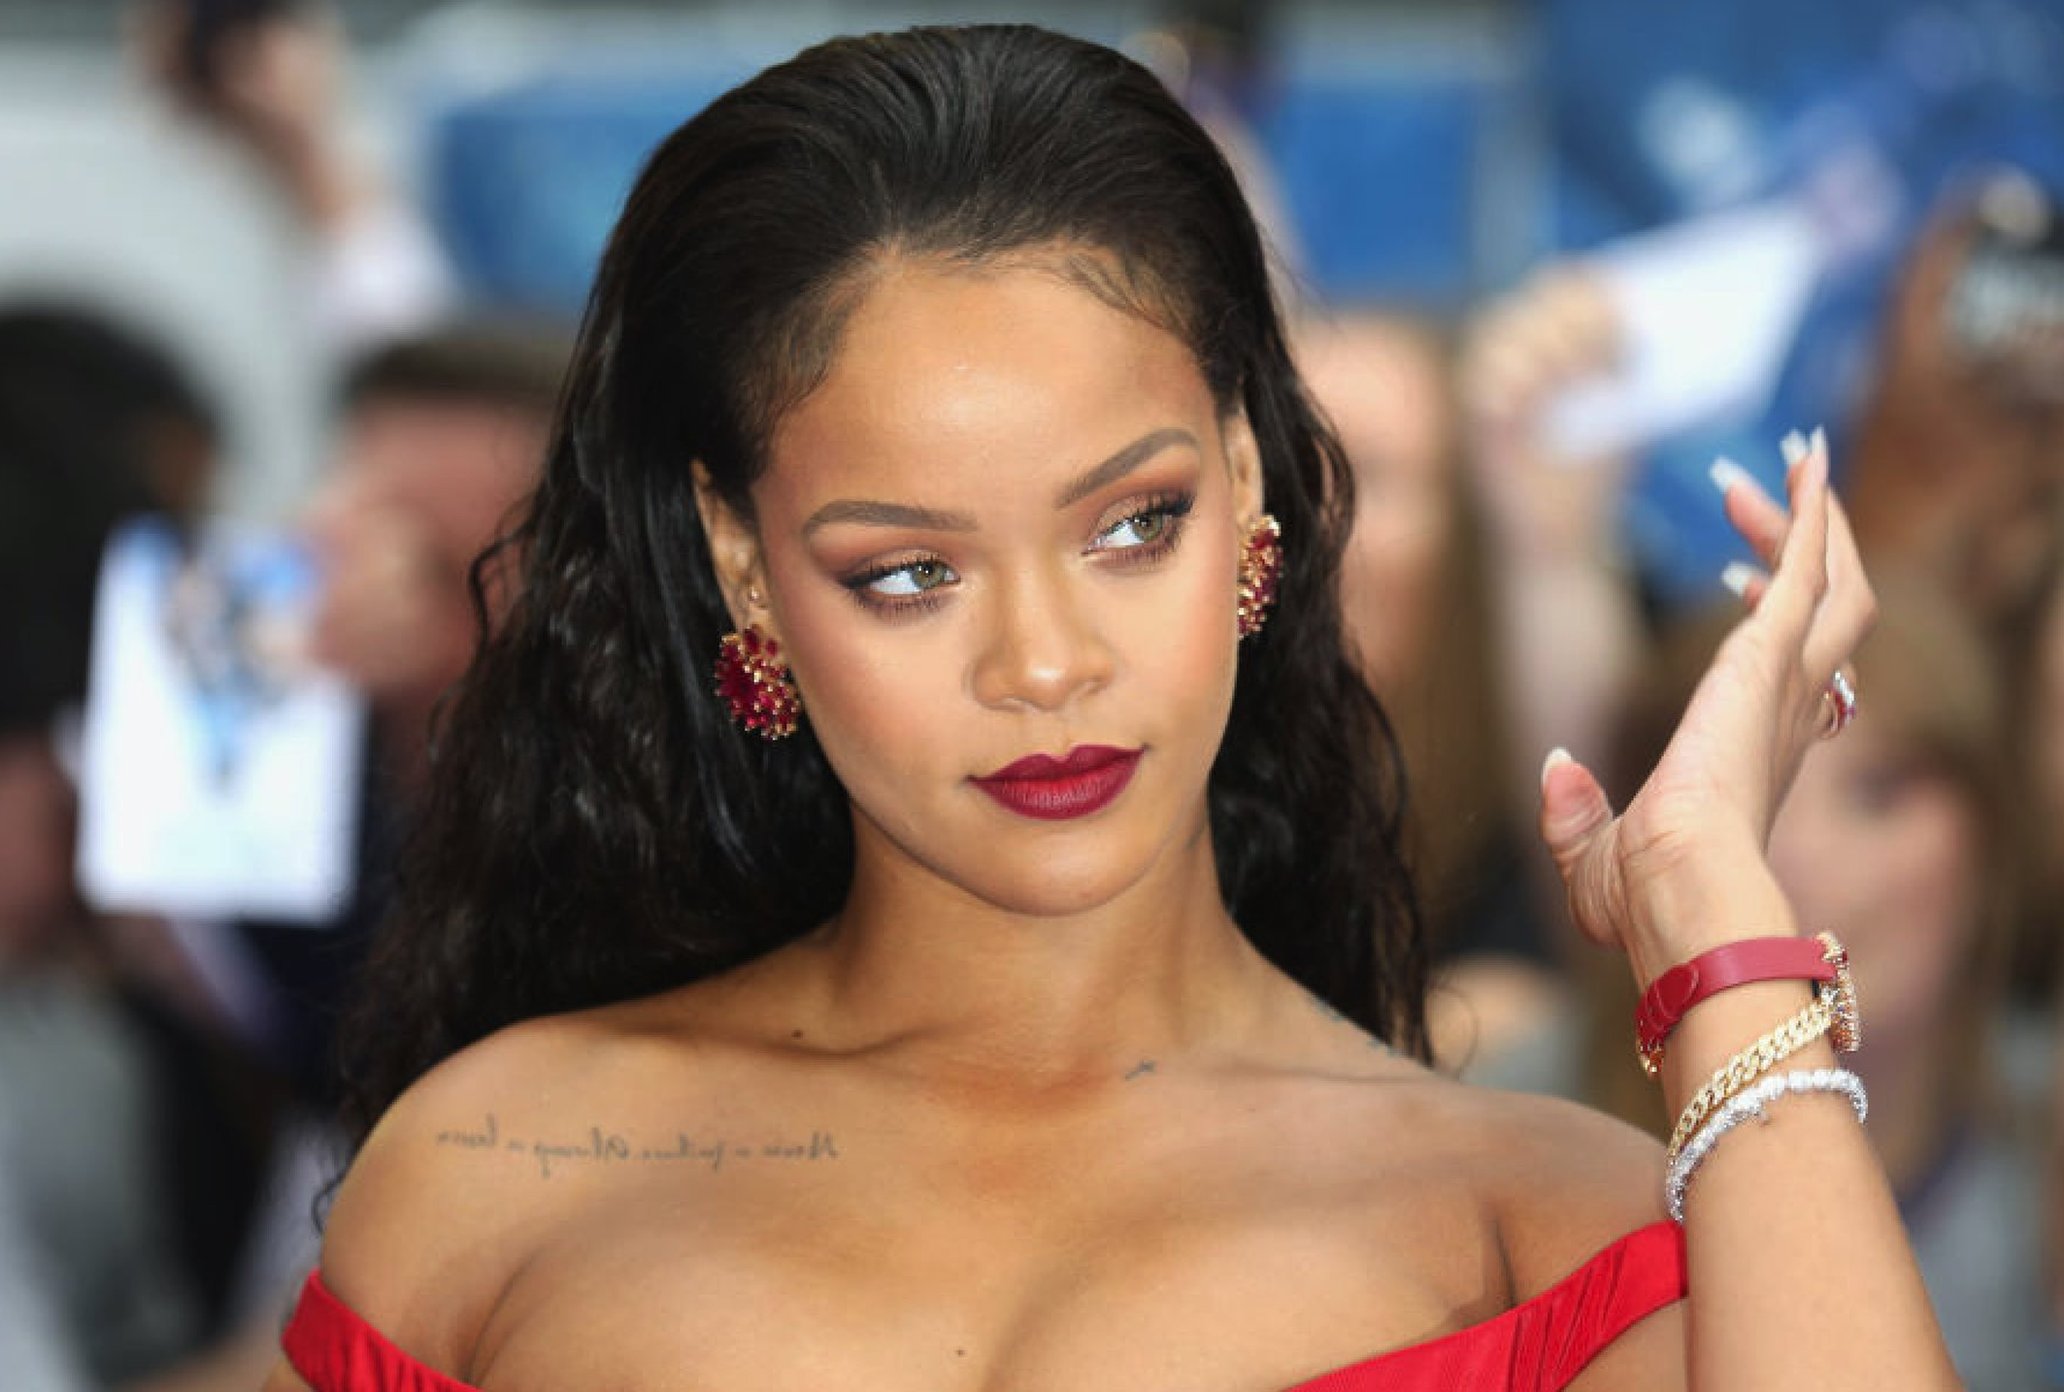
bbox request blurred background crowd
[0,0,2060,1387]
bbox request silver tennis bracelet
[1666,1067,1868,1224]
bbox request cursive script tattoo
[1122,1058,1158,1081]
[434,1114,842,1180]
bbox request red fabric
[284,1221,1686,1391]
[1284,1222,1687,1391]
[283,1270,472,1392]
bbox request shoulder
[1443,1084,1685,1389]
[1402,1079,1671,1301]
[315,1004,682,1369]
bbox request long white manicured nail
[1720,562,1759,597]
[1811,425,1829,459]
[1540,746,1573,791]
[1780,430,1810,467]
[1710,457,1757,497]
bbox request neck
[800,807,1275,1090]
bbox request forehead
[762,256,1215,508]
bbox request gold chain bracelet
[1667,996,1834,1159]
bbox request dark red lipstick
[971,744,1142,821]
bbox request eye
[1102,510,1172,548]
[861,558,957,597]
[1091,492,1195,554]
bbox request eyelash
[839,490,1197,615]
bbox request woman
[269,26,1951,1390]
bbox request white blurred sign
[1548,199,1827,457]
[77,518,365,922]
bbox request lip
[971,745,1142,821]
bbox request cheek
[768,584,940,782]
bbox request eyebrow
[1054,427,1200,508]
[801,499,978,536]
[800,426,1200,538]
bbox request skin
[267,252,1950,1390]
[303,397,544,787]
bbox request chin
[943,827,1171,919]
[990,869,1141,918]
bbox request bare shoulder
[1426,1081,1671,1300]
[317,1006,674,1369]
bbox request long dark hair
[339,23,1424,1147]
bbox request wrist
[1636,935,1837,1074]
[1656,977,1838,1112]
[1622,844,1799,991]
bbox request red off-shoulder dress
[283,1220,1685,1391]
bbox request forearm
[1649,885,1956,1389]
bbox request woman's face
[1299,321,1452,696]
[1767,720,1984,1047]
[716,256,1261,916]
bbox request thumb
[1537,747,1614,879]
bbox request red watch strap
[1636,937,1836,1058]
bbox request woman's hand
[1535,431,1877,986]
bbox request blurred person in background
[1842,175,2064,1010]
[304,327,565,797]
[1296,271,1653,1078]
[84,10,564,1379]
[1296,314,1561,1066]
[1846,175,2064,638]
[0,303,222,1386]
[126,323,572,1392]
[134,0,455,355]
[234,322,565,1107]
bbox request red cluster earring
[713,626,802,739]
[1236,514,1283,638]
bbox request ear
[1221,406,1266,529]
[691,462,775,635]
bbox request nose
[969,561,1116,713]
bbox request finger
[1711,456,1789,565]
[1755,432,1832,652]
[1720,561,1770,611]
[1804,473,1878,679]
[1772,427,1877,679]
[1536,748,1621,947]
